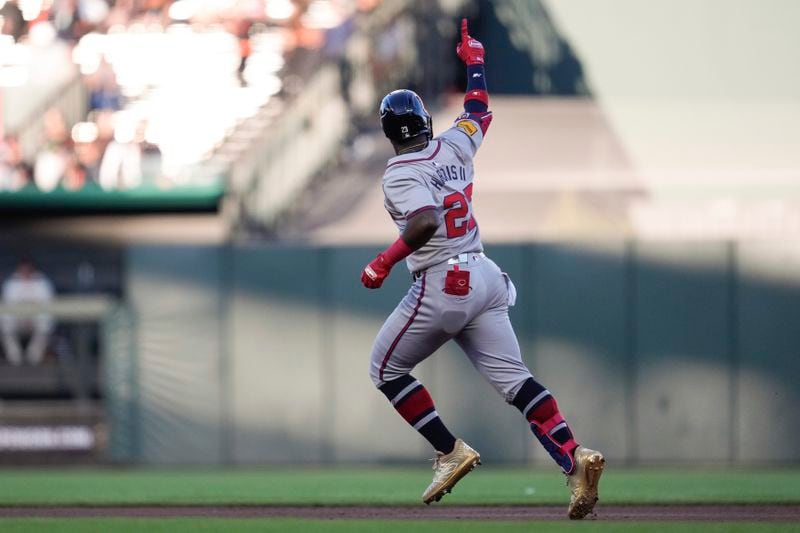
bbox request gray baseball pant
[369,253,532,402]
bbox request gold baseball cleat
[567,446,605,519]
[422,439,481,504]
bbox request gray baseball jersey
[370,115,533,402]
[382,118,485,273]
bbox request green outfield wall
[104,242,800,465]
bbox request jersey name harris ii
[382,116,485,272]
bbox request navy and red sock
[380,374,577,467]
[379,374,457,455]
[512,377,579,474]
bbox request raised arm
[456,18,492,134]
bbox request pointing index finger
[461,18,469,41]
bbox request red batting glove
[360,238,413,289]
[456,18,484,65]
[361,253,392,289]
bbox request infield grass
[0,466,798,506]
[0,519,798,533]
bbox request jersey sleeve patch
[456,120,478,137]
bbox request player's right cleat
[567,446,605,519]
[422,439,481,504]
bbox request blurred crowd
[1,0,381,193]
[0,106,161,192]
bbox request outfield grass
[0,466,798,506]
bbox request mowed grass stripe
[0,468,798,505]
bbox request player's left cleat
[567,446,605,519]
[422,439,481,504]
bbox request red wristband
[382,237,413,267]
[464,89,489,107]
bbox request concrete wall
[107,241,800,465]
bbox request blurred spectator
[86,60,122,112]
[98,120,142,190]
[73,132,103,183]
[93,108,115,154]
[33,147,69,191]
[62,152,88,190]
[233,18,253,83]
[43,107,71,145]
[324,16,355,105]
[1,259,55,366]
[0,0,26,42]
[33,108,72,191]
[138,121,162,183]
[51,0,82,41]
[67,109,113,186]
[0,135,32,191]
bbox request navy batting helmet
[379,89,432,143]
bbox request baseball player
[360,19,604,518]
